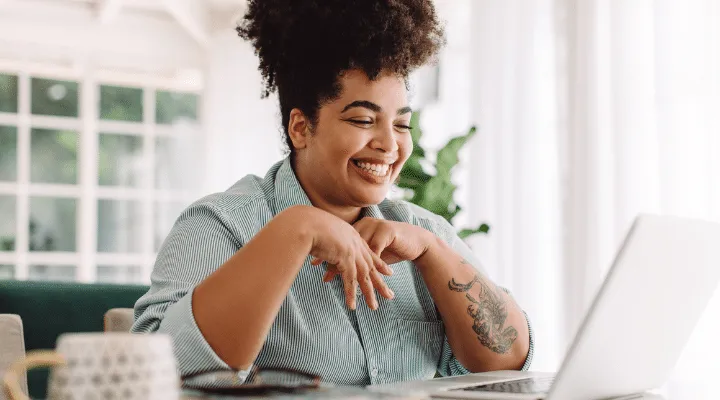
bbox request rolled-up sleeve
[131,202,251,381]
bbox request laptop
[370,214,720,399]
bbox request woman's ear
[287,108,312,150]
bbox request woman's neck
[292,157,363,224]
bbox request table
[180,387,670,400]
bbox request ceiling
[61,0,246,12]
[48,0,248,47]
[4,0,455,51]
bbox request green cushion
[0,280,149,399]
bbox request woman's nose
[370,125,399,153]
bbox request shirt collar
[273,157,313,215]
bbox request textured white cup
[4,332,180,400]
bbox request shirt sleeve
[437,226,535,376]
[131,203,252,383]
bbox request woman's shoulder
[174,170,284,238]
[190,175,267,214]
[188,160,285,215]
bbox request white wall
[202,32,283,194]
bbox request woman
[132,0,534,386]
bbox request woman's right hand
[292,206,395,311]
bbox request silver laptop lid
[549,214,720,399]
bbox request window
[0,70,201,284]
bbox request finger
[322,270,334,282]
[370,249,393,276]
[310,257,323,266]
[323,266,340,282]
[354,225,375,251]
[370,268,395,300]
[352,217,371,231]
[341,261,357,310]
[367,228,393,256]
[357,255,379,310]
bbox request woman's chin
[349,188,390,207]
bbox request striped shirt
[131,157,534,386]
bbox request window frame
[0,63,203,284]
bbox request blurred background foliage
[397,111,490,239]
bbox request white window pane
[96,265,142,284]
[31,128,78,184]
[31,78,79,117]
[0,265,14,279]
[0,125,17,182]
[155,136,179,190]
[0,195,15,251]
[155,131,203,191]
[156,90,198,124]
[97,200,144,253]
[100,85,143,122]
[98,133,143,187]
[29,197,77,252]
[0,73,18,113]
[28,265,75,281]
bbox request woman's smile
[350,158,396,185]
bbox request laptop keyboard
[455,377,554,394]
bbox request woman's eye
[395,124,412,132]
[349,119,372,126]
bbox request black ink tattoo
[449,260,518,354]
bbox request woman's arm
[349,214,531,372]
[414,235,531,372]
[191,204,393,371]
[191,205,314,370]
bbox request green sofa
[0,280,149,399]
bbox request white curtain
[467,0,720,397]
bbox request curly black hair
[237,0,445,153]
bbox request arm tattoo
[448,260,518,354]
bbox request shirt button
[371,368,379,378]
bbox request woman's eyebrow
[341,100,382,113]
[397,106,412,115]
[341,101,412,116]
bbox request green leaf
[458,223,491,239]
[411,175,456,221]
[436,126,476,176]
[409,111,423,144]
[397,153,431,190]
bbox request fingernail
[389,289,395,298]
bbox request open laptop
[370,214,720,399]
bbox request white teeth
[355,161,390,177]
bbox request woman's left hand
[314,218,435,282]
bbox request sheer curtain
[466,0,720,396]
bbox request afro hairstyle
[237,0,446,153]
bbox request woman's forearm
[192,205,315,370]
[415,236,530,372]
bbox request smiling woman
[132,0,534,389]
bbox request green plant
[397,111,490,239]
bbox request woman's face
[291,69,412,208]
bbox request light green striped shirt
[131,157,534,386]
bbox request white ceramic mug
[3,332,180,400]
